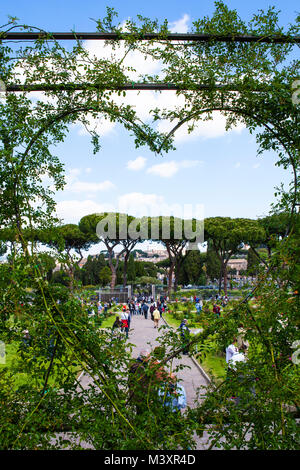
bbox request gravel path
[78,313,214,449]
[128,314,210,408]
[125,313,214,450]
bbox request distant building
[78,257,88,268]
[227,258,248,276]
[135,248,169,263]
[68,249,169,269]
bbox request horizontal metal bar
[1,31,300,43]
[5,82,275,92]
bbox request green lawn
[163,312,182,328]
[163,311,227,382]
[197,353,227,382]
[0,342,31,388]
[99,311,120,329]
[0,339,82,390]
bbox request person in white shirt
[120,309,129,338]
[228,348,256,405]
[225,338,239,363]
[228,351,246,370]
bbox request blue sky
[1,1,298,253]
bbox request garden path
[79,312,214,450]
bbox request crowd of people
[111,295,168,338]
[109,297,189,418]
[90,290,253,410]
[173,294,230,317]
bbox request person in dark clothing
[129,302,135,316]
[127,308,131,329]
[178,319,190,355]
[112,315,122,330]
[142,302,149,319]
[111,316,122,339]
[150,304,155,321]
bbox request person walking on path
[153,307,161,329]
[111,315,122,339]
[142,302,149,319]
[150,303,155,321]
[129,301,135,316]
[121,308,129,339]
[128,348,151,414]
[178,319,190,355]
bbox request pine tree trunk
[110,265,117,291]
[167,262,175,298]
[218,266,223,294]
[107,251,117,291]
[123,254,129,288]
[223,263,228,296]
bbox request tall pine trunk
[167,262,175,298]
[123,253,129,289]
[223,263,228,296]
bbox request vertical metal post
[151,284,155,299]
[127,285,131,301]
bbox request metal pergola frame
[6,83,281,92]
[1,32,300,43]
[1,31,298,92]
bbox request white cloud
[67,180,115,193]
[118,192,165,217]
[180,160,201,169]
[83,34,161,82]
[117,192,203,221]
[147,161,179,178]
[157,111,245,143]
[253,163,260,169]
[65,168,81,183]
[63,168,115,193]
[72,114,117,138]
[127,156,147,171]
[15,17,244,145]
[55,199,115,224]
[147,159,201,178]
[234,162,241,168]
[169,14,190,33]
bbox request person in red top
[213,304,221,316]
[121,308,129,338]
